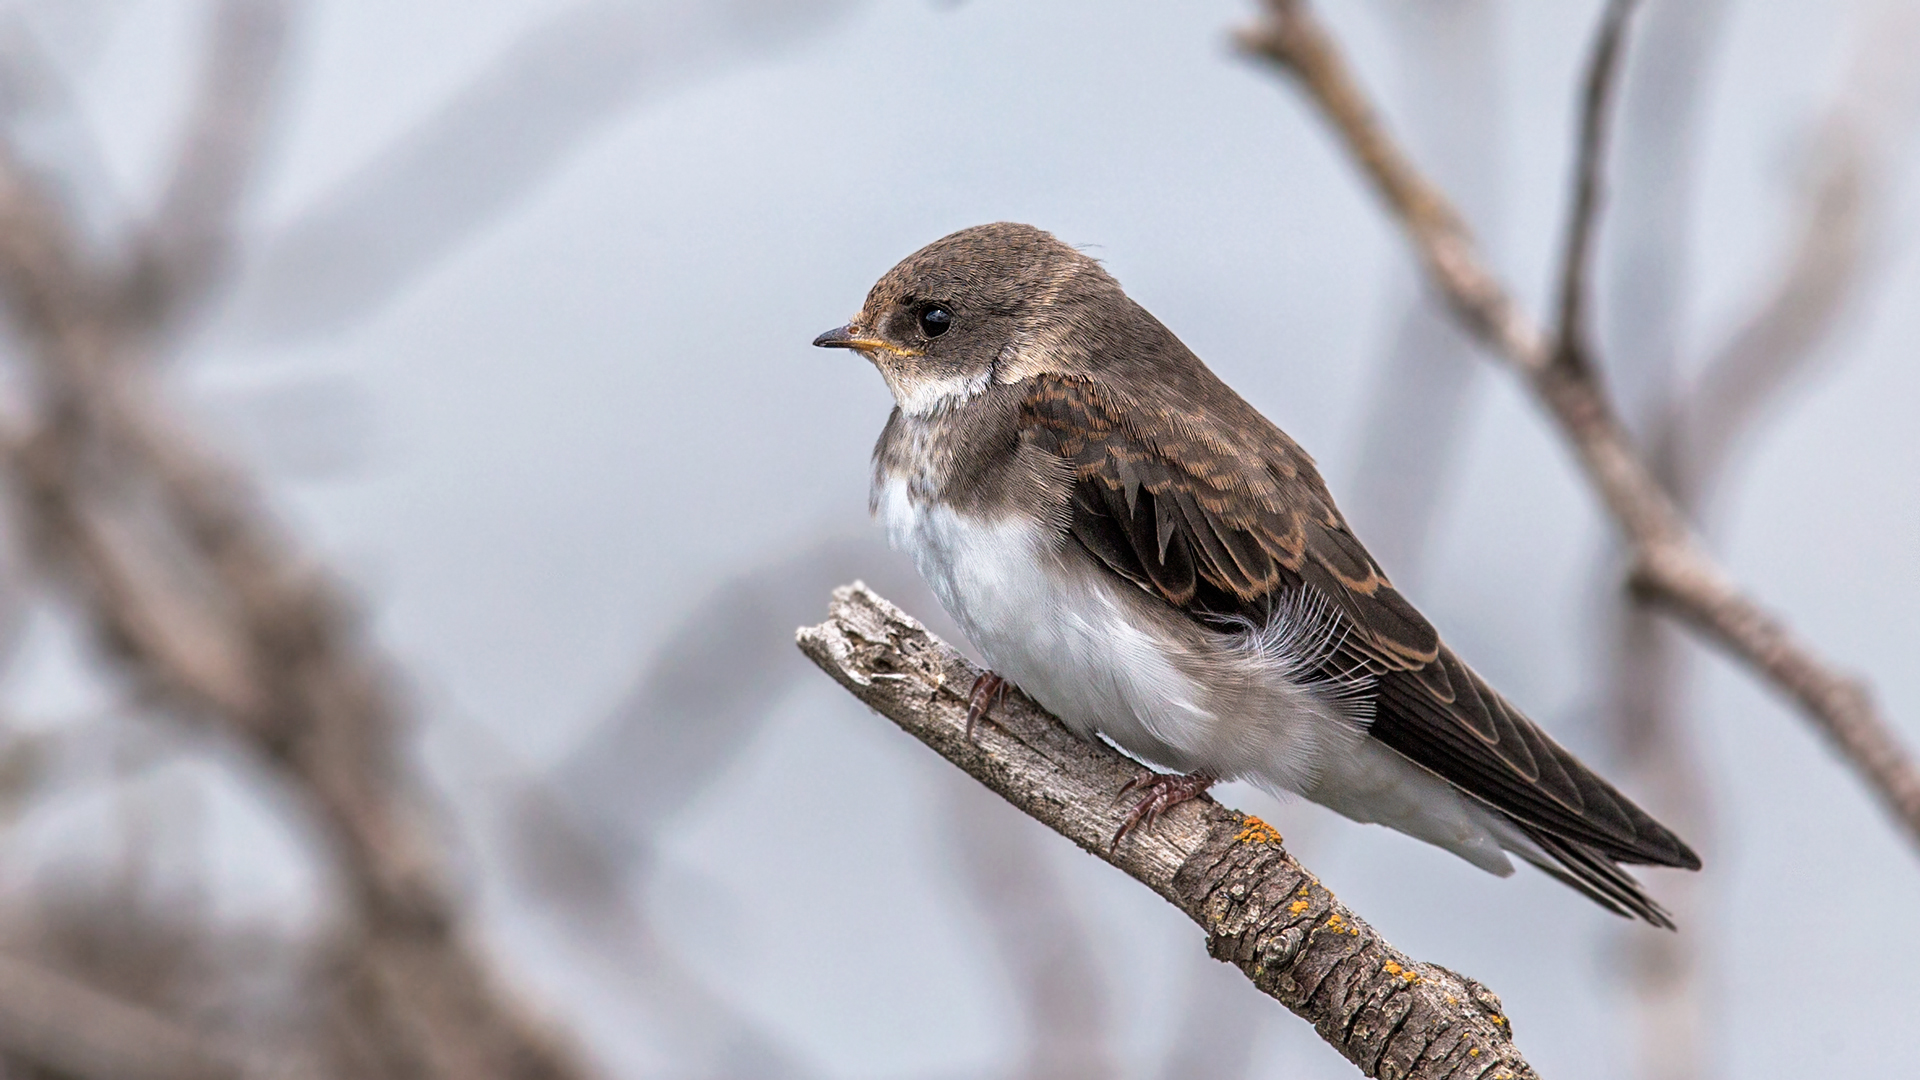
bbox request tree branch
[0,32,591,1080]
[135,0,290,327]
[1670,126,1869,507]
[0,949,261,1080]
[1551,0,1639,376]
[798,584,1538,1080]
[1236,0,1920,850]
[1235,2,1544,370]
[1341,0,1503,589]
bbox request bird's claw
[965,671,1012,738]
[1111,771,1216,850]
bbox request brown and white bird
[815,222,1699,927]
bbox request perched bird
[815,222,1699,927]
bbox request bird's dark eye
[919,305,951,337]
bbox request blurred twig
[1667,127,1872,507]
[1606,6,1920,1073]
[0,7,589,1079]
[799,584,1539,1080]
[0,950,260,1080]
[1587,6,1729,1074]
[1552,0,1638,375]
[517,536,1115,1078]
[938,773,1114,1080]
[136,0,290,328]
[223,0,862,346]
[1237,0,1920,852]
[1342,0,1501,585]
[500,780,818,1080]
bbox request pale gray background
[2,0,1915,1077]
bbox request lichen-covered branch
[798,584,1537,1080]
[1236,0,1920,853]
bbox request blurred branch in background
[136,0,287,331]
[1549,0,1638,375]
[1587,1,1728,1076]
[1600,0,1726,434]
[522,537,1264,1078]
[0,947,264,1080]
[1236,0,1920,853]
[1342,0,1501,586]
[1612,4,1912,1068]
[1604,3,1920,1076]
[0,1,1902,1077]
[0,1,594,1076]
[505,538,925,1079]
[938,770,1117,1080]
[799,584,1540,1080]
[1667,1,1920,517]
[220,0,861,348]
[0,0,890,1076]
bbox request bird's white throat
[875,362,990,418]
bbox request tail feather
[1510,818,1676,930]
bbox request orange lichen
[1322,912,1360,937]
[1235,816,1284,845]
[1469,1048,1481,1058]
[1289,899,1310,915]
[1383,961,1421,985]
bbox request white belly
[877,478,1212,768]
[874,476,1521,876]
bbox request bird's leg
[965,671,1013,738]
[1111,770,1216,849]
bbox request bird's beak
[813,324,887,351]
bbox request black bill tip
[813,324,861,349]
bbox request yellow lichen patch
[1469,1048,1480,1058]
[1289,899,1310,915]
[1235,816,1284,845]
[1322,912,1360,937]
[1383,961,1421,985]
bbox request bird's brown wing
[1019,373,1699,871]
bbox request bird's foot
[1111,770,1216,849]
[965,671,1013,738]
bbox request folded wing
[1018,371,1701,888]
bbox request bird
[814,221,1700,927]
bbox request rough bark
[798,583,1537,1080]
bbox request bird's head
[813,222,1118,416]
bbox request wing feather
[1020,373,1699,873]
